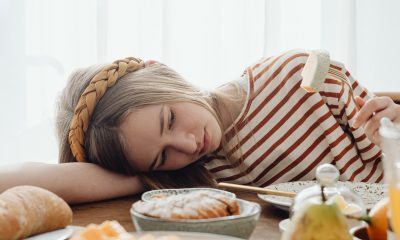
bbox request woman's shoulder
[241,49,310,88]
[247,49,310,72]
[275,48,311,59]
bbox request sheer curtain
[0,0,399,165]
[264,0,400,92]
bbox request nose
[168,131,198,155]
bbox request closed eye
[169,108,175,128]
[159,108,176,168]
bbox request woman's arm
[375,92,400,104]
[318,60,382,164]
[0,162,145,204]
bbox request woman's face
[119,102,222,172]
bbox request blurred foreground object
[282,164,356,240]
[379,118,400,239]
[0,186,72,240]
[70,220,181,240]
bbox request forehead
[119,105,162,171]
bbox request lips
[200,129,209,156]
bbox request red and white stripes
[204,50,383,186]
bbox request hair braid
[68,57,145,162]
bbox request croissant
[0,185,73,240]
[132,190,240,220]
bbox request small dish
[350,226,369,240]
[278,218,291,233]
[258,181,386,211]
[141,187,236,202]
[130,198,260,239]
[350,225,397,240]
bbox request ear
[145,60,158,67]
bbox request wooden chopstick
[217,182,296,198]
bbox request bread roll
[0,185,73,240]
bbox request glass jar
[291,163,366,228]
[379,117,400,240]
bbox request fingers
[354,96,365,108]
[393,102,400,122]
[361,130,381,146]
[372,131,381,146]
[363,107,397,145]
[353,96,392,128]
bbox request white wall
[0,0,399,165]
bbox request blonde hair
[56,62,222,188]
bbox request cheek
[212,127,222,150]
[164,152,193,170]
[209,115,222,140]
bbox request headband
[68,57,145,162]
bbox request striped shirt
[203,49,383,186]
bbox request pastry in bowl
[132,190,240,220]
[141,188,236,202]
[131,188,260,239]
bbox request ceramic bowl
[131,231,244,240]
[351,226,369,240]
[350,225,397,240]
[130,197,260,239]
[141,187,236,202]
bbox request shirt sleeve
[319,60,382,163]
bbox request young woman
[1,49,399,204]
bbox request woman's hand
[353,96,400,145]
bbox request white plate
[278,218,291,233]
[26,226,83,240]
[258,181,386,211]
[132,231,243,239]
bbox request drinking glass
[379,117,400,239]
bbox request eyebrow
[148,105,165,171]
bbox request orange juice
[379,117,400,239]
[389,185,400,239]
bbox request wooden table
[71,192,289,239]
